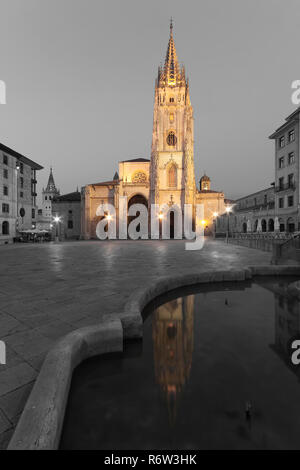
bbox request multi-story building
[216,107,300,236]
[0,143,43,244]
[216,187,275,234]
[52,190,81,240]
[269,107,300,232]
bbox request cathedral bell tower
[150,20,196,209]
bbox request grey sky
[0,0,299,201]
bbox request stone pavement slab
[0,238,271,448]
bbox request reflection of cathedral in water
[152,295,194,424]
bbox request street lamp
[15,161,20,235]
[213,212,218,238]
[225,206,232,243]
[54,216,61,242]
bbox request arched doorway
[254,220,258,232]
[128,194,148,235]
[268,219,274,232]
[242,222,247,233]
[2,221,9,235]
[261,219,267,232]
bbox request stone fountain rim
[8,264,300,450]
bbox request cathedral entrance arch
[127,194,148,234]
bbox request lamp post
[15,161,20,236]
[225,206,232,243]
[54,216,61,242]
[213,212,218,239]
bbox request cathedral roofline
[90,180,119,187]
[120,158,150,163]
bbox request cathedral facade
[81,22,225,239]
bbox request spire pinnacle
[157,19,186,88]
[46,167,59,194]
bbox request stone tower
[150,20,196,209]
[42,167,59,220]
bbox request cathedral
[81,21,225,239]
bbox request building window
[288,129,295,142]
[278,177,284,190]
[288,195,294,207]
[68,220,73,229]
[288,152,295,165]
[264,194,267,205]
[20,177,24,188]
[279,197,284,208]
[2,203,9,213]
[169,97,175,103]
[20,163,24,174]
[168,164,177,188]
[167,131,177,146]
[3,169,8,179]
[3,186,8,196]
[288,173,294,188]
[279,157,284,168]
[2,221,9,235]
[68,210,73,214]
[32,208,35,219]
[3,154,8,165]
[20,191,24,198]
[279,136,285,148]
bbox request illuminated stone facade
[81,22,225,239]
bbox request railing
[231,232,294,241]
[275,182,296,192]
[278,232,300,254]
[235,202,275,212]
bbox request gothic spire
[45,167,58,193]
[158,19,186,88]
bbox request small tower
[42,168,60,220]
[199,174,211,191]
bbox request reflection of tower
[152,295,194,425]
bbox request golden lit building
[81,21,225,238]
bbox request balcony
[235,201,275,212]
[275,182,296,192]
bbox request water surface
[60,278,300,450]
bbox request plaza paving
[0,239,271,448]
